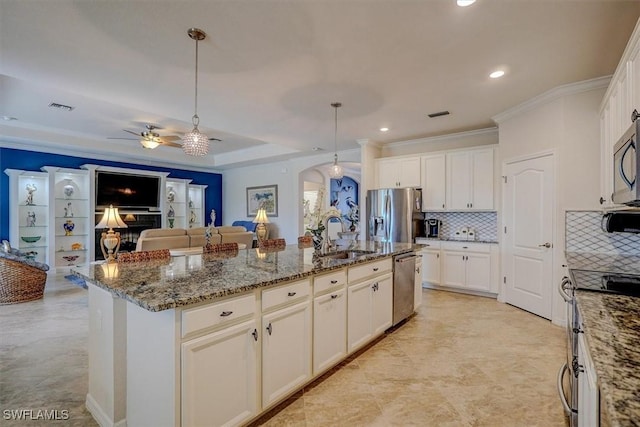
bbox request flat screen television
[96,171,161,210]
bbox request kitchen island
[566,252,640,427]
[72,241,417,427]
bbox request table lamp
[96,205,128,263]
[252,208,270,244]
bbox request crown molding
[492,76,611,124]
[382,127,498,149]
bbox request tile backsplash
[423,211,497,242]
[565,210,640,255]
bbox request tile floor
[1,274,567,426]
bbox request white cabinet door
[464,252,491,292]
[414,258,423,310]
[631,41,640,117]
[447,152,471,210]
[398,157,421,188]
[376,157,421,188]
[313,289,347,375]
[421,154,446,210]
[371,275,393,336]
[470,149,494,210]
[181,319,258,427]
[441,251,465,288]
[421,249,440,285]
[262,300,312,408]
[377,159,400,188]
[577,333,599,427]
[347,280,374,353]
[447,149,494,210]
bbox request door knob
[538,242,552,248]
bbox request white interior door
[503,154,554,319]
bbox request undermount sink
[317,250,376,260]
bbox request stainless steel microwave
[612,118,640,206]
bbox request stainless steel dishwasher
[393,252,417,326]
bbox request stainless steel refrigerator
[366,188,423,243]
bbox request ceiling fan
[108,125,182,149]
[108,124,222,150]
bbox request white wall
[222,149,360,243]
[496,81,607,326]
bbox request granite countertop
[72,240,417,312]
[415,237,499,244]
[566,251,640,427]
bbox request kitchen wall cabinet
[4,169,50,265]
[376,157,421,188]
[446,148,494,210]
[181,318,258,427]
[600,19,640,207]
[421,154,446,210]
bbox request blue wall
[0,147,222,241]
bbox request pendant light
[329,102,344,179]
[182,28,210,156]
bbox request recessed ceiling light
[380,127,389,132]
[489,70,505,79]
[457,0,476,7]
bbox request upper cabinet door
[470,149,494,210]
[421,154,446,210]
[376,157,421,188]
[446,151,472,210]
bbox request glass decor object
[25,183,37,205]
[63,180,75,198]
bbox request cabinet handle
[373,267,379,272]
[442,204,445,209]
[287,292,296,297]
[372,282,378,291]
[437,253,439,258]
[331,294,338,299]
[252,329,258,341]
[470,203,473,208]
[557,364,574,416]
[266,323,273,335]
[330,280,338,284]
[416,267,420,274]
[220,311,233,317]
[462,246,468,249]
[599,196,605,205]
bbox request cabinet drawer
[314,269,347,296]
[182,293,256,338]
[348,258,392,284]
[262,279,311,312]
[441,241,491,253]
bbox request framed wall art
[247,185,278,217]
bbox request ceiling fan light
[182,127,209,156]
[140,139,160,149]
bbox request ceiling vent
[428,110,450,118]
[48,102,75,112]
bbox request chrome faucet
[321,211,345,254]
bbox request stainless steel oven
[558,276,579,427]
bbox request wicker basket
[0,256,47,304]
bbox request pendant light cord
[193,36,200,126]
[334,105,338,158]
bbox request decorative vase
[168,218,175,229]
[312,234,323,251]
[63,219,75,236]
[349,224,357,232]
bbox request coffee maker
[426,218,441,238]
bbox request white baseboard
[86,393,127,427]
